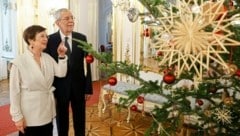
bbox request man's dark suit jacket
[45,31,93,99]
[45,31,93,135]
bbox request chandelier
[111,0,131,11]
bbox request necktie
[64,37,71,58]
[64,37,71,65]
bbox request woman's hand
[57,42,67,57]
[15,118,26,133]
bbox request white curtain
[0,0,17,80]
[70,0,99,81]
[112,0,143,83]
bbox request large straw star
[150,0,240,80]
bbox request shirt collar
[59,30,72,41]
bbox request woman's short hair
[23,25,46,45]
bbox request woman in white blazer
[9,25,68,136]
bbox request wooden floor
[0,79,154,136]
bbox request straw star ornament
[150,0,240,80]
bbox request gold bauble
[223,97,233,105]
[227,63,238,75]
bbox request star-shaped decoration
[149,0,240,80]
[86,123,111,136]
[213,108,232,124]
[113,122,146,136]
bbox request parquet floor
[0,79,154,136]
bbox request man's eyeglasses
[59,16,75,21]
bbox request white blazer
[9,50,67,126]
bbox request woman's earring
[29,45,33,50]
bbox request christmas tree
[75,0,240,135]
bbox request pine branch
[73,38,113,63]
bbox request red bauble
[130,105,138,111]
[143,28,150,37]
[196,99,204,106]
[137,96,144,104]
[157,51,163,56]
[163,73,176,84]
[235,69,240,77]
[108,77,117,86]
[215,30,223,35]
[85,54,94,63]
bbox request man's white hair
[54,8,69,21]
